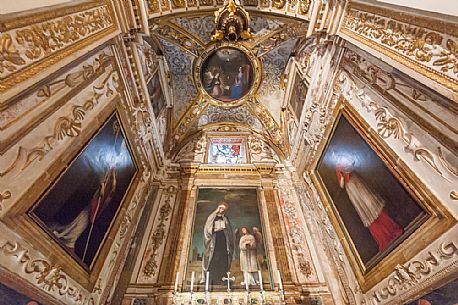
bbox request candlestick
[277,270,283,291]
[174,272,180,292]
[205,271,209,292]
[258,270,263,291]
[190,271,195,292]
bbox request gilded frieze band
[0,0,117,95]
[340,2,458,97]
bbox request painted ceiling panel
[158,38,197,120]
[172,15,216,44]
[198,104,264,131]
[151,8,308,153]
[258,39,297,123]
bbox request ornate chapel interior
[0,0,457,305]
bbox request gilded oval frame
[193,42,262,107]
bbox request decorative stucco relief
[276,172,317,282]
[173,135,207,163]
[341,3,458,96]
[199,104,263,131]
[248,135,279,163]
[139,186,177,283]
[0,224,95,305]
[298,175,357,305]
[98,173,152,303]
[342,47,458,154]
[361,240,458,305]
[0,1,117,94]
[146,0,311,19]
[1,49,115,157]
[136,43,160,82]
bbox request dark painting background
[289,74,308,121]
[201,47,254,101]
[147,72,165,118]
[317,115,426,268]
[32,114,137,268]
[0,282,42,305]
[405,278,458,305]
[186,188,270,290]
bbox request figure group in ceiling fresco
[201,48,253,102]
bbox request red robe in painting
[336,166,403,252]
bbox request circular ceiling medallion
[193,43,261,107]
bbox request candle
[245,279,249,291]
[258,270,263,290]
[190,271,195,292]
[277,270,283,291]
[205,272,209,292]
[174,272,180,292]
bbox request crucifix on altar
[222,272,235,292]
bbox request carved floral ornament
[341,4,458,94]
[0,2,116,94]
[147,0,311,18]
[0,240,95,305]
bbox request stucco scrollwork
[1,71,120,178]
[0,2,116,93]
[0,240,94,305]
[141,186,176,281]
[363,242,458,304]
[341,4,458,94]
[277,175,316,281]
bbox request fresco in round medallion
[201,47,254,102]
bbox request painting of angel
[30,113,137,269]
[186,188,270,291]
[316,114,428,270]
[201,47,253,101]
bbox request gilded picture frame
[2,102,145,291]
[193,42,262,108]
[183,187,274,291]
[308,97,456,292]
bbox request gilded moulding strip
[348,2,458,37]
[0,6,117,93]
[0,0,107,31]
[340,28,458,96]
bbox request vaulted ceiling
[149,9,309,157]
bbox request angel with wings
[236,226,261,286]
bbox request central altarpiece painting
[186,188,271,291]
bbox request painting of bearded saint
[31,113,137,268]
[187,188,269,291]
[317,115,427,269]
